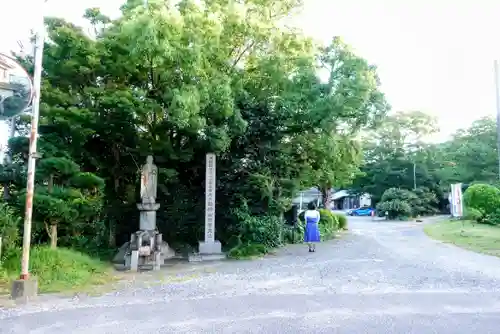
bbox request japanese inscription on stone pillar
[205,153,216,243]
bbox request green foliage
[411,187,439,216]
[0,246,113,293]
[375,187,437,220]
[282,227,303,244]
[37,157,80,181]
[463,184,500,225]
[380,188,418,204]
[232,208,284,249]
[376,188,415,219]
[484,209,500,226]
[332,212,348,230]
[376,199,412,220]
[436,117,498,185]
[227,243,269,259]
[318,209,339,240]
[463,207,482,222]
[319,209,338,228]
[0,203,20,259]
[352,111,440,203]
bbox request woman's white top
[304,210,320,224]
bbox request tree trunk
[45,222,58,249]
[50,224,58,249]
[108,221,116,248]
[108,177,120,248]
[321,187,330,209]
[48,174,54,193]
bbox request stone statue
[140,156,158,204]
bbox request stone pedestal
[189,240,225,262]
[137,203,160,230]
[130,250,139,272]
[199,240,222,254]
[11,278,38,303]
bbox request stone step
[188,253,226,262]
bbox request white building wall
[359,193,371,207]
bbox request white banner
[449,183,463,217]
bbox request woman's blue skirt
[304,222,321,242]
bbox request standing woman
[304,201,321,252]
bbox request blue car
[347,206,374,216]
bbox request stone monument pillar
[137,155,160,230]
[194,153,224,260]
[125,156,164,271]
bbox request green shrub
[0,246,113,293]
[380,188,418,203]
[412,187,439,216]
[232,208,283,248]
[0,203,20,260]
[332,212,348,230]
[463,207,482,222]
[376,187,439,218]
[484,209,500,226]
[376,199,412,220]
[283,227,303,244]
[463,183,500,224]
[318,209,338,240]
[319,209,337,227]
[227,243,269,259]
[298,210,305,222]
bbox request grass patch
[0,246,116,295]
[424,220,500,257]
[227,243,269,259]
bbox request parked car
[347,206,374,216]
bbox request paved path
[2,217,500,333]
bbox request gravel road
[2,216,500,333]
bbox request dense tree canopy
[0,0,389,253]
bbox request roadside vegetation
[228,210,347,259]
[424,220,500,257]
[424,183,500,257]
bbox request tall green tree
[3,0,389,250]
[353,111,439,201]
[435,116,498,184]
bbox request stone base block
[11,278,38,302]
[199,240,222,254]
[189,240,225,262]
[188,253,226,262]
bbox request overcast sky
[1,0,499,154]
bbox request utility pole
[20,4,45,281]
[494,60,500,180]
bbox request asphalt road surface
[2,216,500,333]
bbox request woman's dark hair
[307,201,317,210]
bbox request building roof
[332,190,350,200]
[0,57,14,71]
[0,82,16,92]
